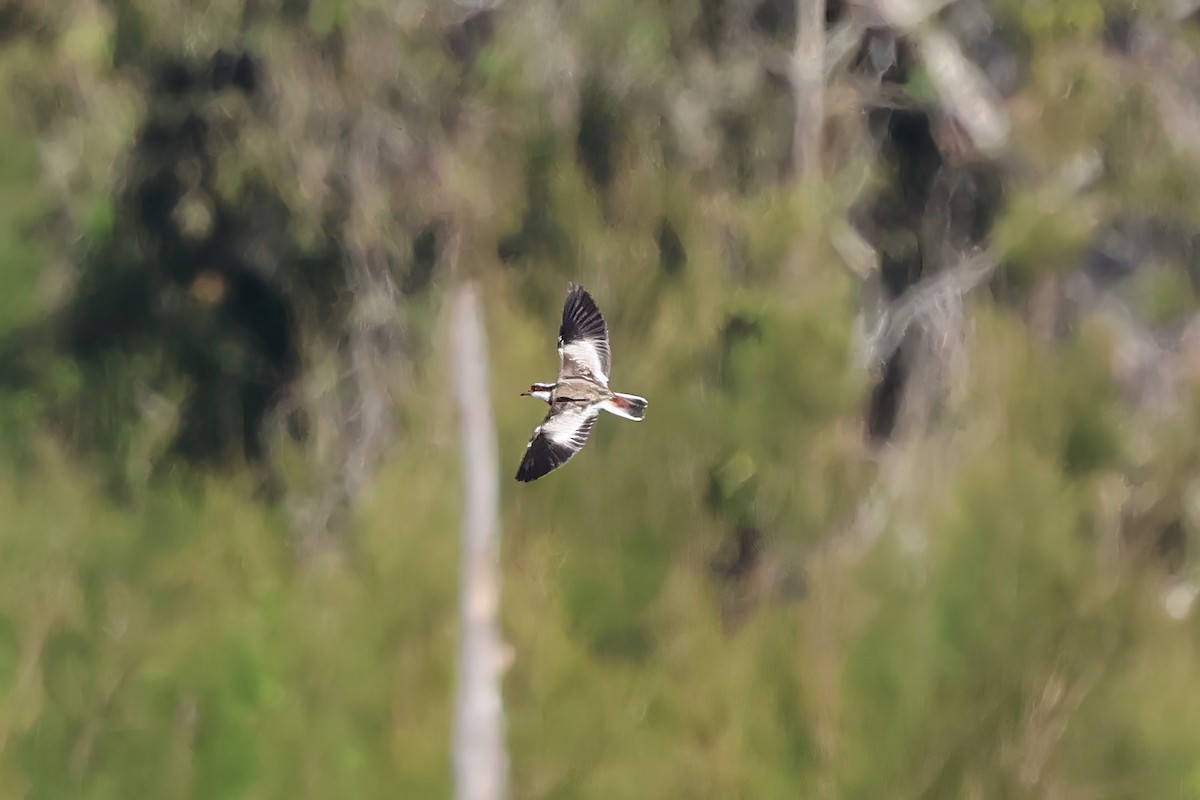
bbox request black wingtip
[515,455,542,482]
[559,284,607,346]
[564,282,592,306]
[515,432,580,482]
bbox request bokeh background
[4,0,1200,797]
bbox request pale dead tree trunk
[450,283,508,800]
[791,0,826,180]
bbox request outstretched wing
[557,284,611,386]
[515,405,599,482]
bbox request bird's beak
[520,389,531,397]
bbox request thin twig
[451,283,508,800]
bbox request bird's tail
[603,392,648,421]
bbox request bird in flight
[516,283,648,482]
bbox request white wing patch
[540,405,599,449]
[559,339,610,386]
[515,405,599,481]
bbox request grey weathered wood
[450,283,508,800]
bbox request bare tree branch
[451,283,508,800]
[860,246,998,370]
[917,29,1010,155]
[859,150,1102,370]
[792,0,826,180]
[873,0,1010,156]
[872,0,954,29]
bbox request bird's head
[521,383,554,403]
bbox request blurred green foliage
[1,0,1200,798]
